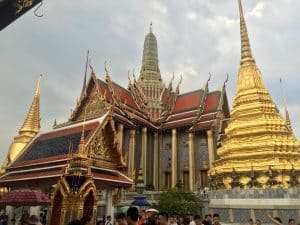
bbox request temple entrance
[50,190,63,225]
[83,190,94,218]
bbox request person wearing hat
[27,215,42,225]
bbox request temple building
[0,20,229,223]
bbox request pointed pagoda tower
[210,0,300,189]
[1,75,41,172]
[137,23,165,119]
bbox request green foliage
[157,187,200,215]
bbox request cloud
[0,0,300,163]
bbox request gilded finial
[168,73,175,91]
[19,75,42,134]
[238,0,255,66]
[128,70,132,83]
[88,58,94,73]
[53,119,57,128]
[175,75,182,94]
[81,50,89,97]
[104,61,112,83]
[149,22,153,33]
[280,78,293,133]
[205,73,212,91]
[132,68,137,82]
[78,105,87,154]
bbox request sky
[0,0,300,163]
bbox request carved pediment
[86,118,125,169]
[73,81,109,122]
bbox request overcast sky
[0,0,299,163]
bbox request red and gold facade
[0,23,230,224]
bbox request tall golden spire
[280,78,293,133]
[210,0,300,189]
[19,75,41,135]
[238,0,255,66]
[1,76,42,173]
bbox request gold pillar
[117,124,124,151]
[153,132,159,190]
[188,132,195,191]
[207,130,215,168]
[141,127,147,185]
[171,128,178,187]
[128,129,136,175]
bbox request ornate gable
[71,74,109,122]
[87,116,126,170]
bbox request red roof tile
[204,92,220,111]
[173,90,203,112]
[111,82,139,109]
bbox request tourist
[289,219,296,225]
[26,215,42,225]
[249,219,254,225]
[203,214,212,225]
[194,215,203,225]
[189,215,195,225]
[117,213,127,225]
[81,216,93,225]
[256,219,262,225]
[68,220,83,225]
[169,215,178,225]
[212,214,220,225]
[138,210,147,225]
[127,207,139,225]
[267,213,283,225]
[20,210,30,225]
[96,220,105,225]
[146,211,158,225]
[158,212,168,225]
[0,210,8,225]
[105,216,112,225]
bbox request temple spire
[19,75,41,135]
[280,78,293,133]
[81,50,89,97]
[138,23,161,81]
[238,0,255,66]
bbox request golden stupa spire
[280,78,293,133]
[238,0,255,66]
[1,76,42,173]
[210,0,300,189]
[19,75,42,135]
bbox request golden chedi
[210,0,300,189]
[0,75,41,174]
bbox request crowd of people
[67,208,300,225]
[67,208,220,225]
[249,213,298,225]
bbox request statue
[287,166,298,187]
[229,168,243,188]
[247,166,262,188]
[265,166,281,187]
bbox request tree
[157,187,200,215]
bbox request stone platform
[208,189,300,224]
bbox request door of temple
[50,190,63,225]
[83,190,94,218]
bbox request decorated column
[141,127,147,185]
[188,132,195,191]
[171,128,178,187]
[153,132,159,189]
[207,130,215,168]
[128,129,136,175]
[117,124,124,151]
